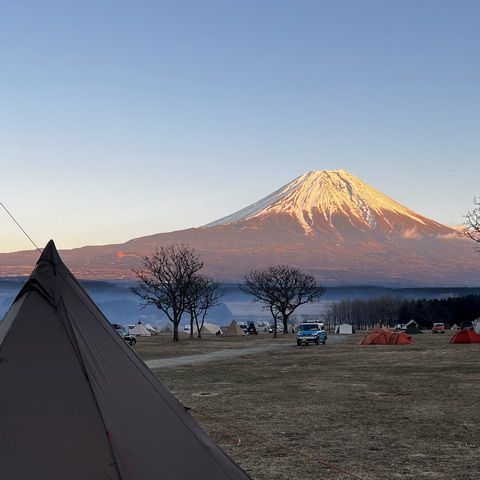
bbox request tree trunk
[190,314,194,339]
[195,318,202,339]
[198,311,208,340]
[282,313,289,334]
[270,306,277,338]
[173,322,179,342]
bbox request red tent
[450,328,480,344]
[360,329,414,345]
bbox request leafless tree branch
[242,265,325,336]
[464,197,480,248]
[185,275,222,338]
[131,244,203,341]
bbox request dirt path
[146,336,344,369]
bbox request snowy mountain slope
[206,170,452,237]
[0,170,478,285]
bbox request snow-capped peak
[205,169,448,235]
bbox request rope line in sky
[0,201,41,252]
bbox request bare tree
[131,244,203,342]
[464,198,480,247]
[242,265,325,336]
[186,275,222,338]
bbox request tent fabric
[406,324,423,335]
[473,319,480,335]
[335,324,354,334]
[223,320,246,336]
[450,328,480,344]
[0,240,252,480]
[129,321,151,336]
[201,322,222,335]
[360,329,414,345]
[144,323,159,334]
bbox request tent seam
[57,298,126,480]
[57,269,245,480]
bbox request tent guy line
[0,201,41,252]
[191,407,367,480]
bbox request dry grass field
[135,332,480,480]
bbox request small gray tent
[223,320,246,336]
[0,241,252,480]
[335,323,354,334]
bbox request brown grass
[136,332,480,480]
[136,332,284,359]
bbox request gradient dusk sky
[1,0,479,252]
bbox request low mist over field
[2,278,479,328]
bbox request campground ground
[136,332,480,480]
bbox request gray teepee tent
[223,320,246,336]
[0,240,252,480]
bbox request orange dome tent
[360,329,414,345]
[450,328,480,344]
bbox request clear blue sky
[1,0,479,252]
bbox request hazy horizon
[2,278,480,325]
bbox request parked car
[268,324,283,333]
[432,323,446,334]
[246,322,258,335]
[113,324,137,346]
[296,322,327,345]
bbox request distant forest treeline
[322,295,480,330]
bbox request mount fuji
[1,170,479,285]
[206,169,453,238]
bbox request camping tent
[223,320,246,336]
[406,323,423,335]
[0,241,252,480]
[473,318,480,334]
[335,323,354,334]
[201,322,222,335]
[144,323,159,335]
[360,329,414,345]
[129,321,151,336]
[450,328,480,344]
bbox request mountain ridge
[205,169,453,238]
[0,169,478,286]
